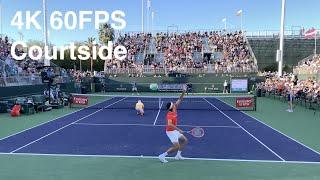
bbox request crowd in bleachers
[111,31,257,73]
[257,72,320,104]
[0,36,11,60]
[0,36,44,77]
[293,55,320,75]
[156,32,203,71]
[0,30,258,81]
[265,55,320,104]
[209,31,257,73]
[115,33,150,69]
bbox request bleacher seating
[105,31,258,74]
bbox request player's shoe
[174,154,185,160]
[158,155,168,163]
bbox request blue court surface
[1,96,320,164]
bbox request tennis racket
[186,127,205,138]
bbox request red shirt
[166,111,177,131]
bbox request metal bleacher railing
[121,29,314,38]
[245,29,320,39]
[103,66,258,75]
[244,33,258,65]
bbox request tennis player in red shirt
[158,85,188,163]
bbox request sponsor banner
[236,97,253,108]
[72,95,89,105]
[157,84,184,91]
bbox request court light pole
[240,14,243,32]
[43,0,50,66]
[222,18,227,31]
[147,0,151,33]
[315,32,317,55]
[277,0,286,77]
[0,0,2,36]
[236,10,243,32]
[141,0,144,33]
[151,11,154,35]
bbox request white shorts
[166,130,183,143]
[136,108,144,113]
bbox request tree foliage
[99,23,114,45]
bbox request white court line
[9,97,127,153]
[74,122,240,129]
[1,152,320,164]
[153,101,163,125]
[0,97,116,142]
[203,98,285,161]
[214,97,320,157]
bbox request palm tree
[85,37,96,72]
[99,23,114,44]
[98,23,115,72]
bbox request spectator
[223,80,228,93]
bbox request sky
[1,0,319,45]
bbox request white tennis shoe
[158,155,168,163]
[174,154,185,160]
[286,109,293,112]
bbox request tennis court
[0,95,319,164]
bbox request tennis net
[70,94,257,111]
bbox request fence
[103,66,258,75]
[244,29,319,39]
[120,29,316,38]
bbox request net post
[254,95,257,111]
